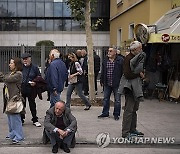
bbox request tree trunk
[85,0,95,101]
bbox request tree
[67,0,97,102]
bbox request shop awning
[148,7,180,43]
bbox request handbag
[69,76,77,84]
[5,95,24,114]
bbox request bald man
[44,101,77,153]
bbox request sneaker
[5,136,11,140]
[12,140,19,144]
[98,114,109,118]
[52,143,58,153]
[33,122,41,127]
[130,130,144,137]
[62,143,70,153]
[114,116,119,121]
[122,133,132,140]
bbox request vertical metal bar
[41,45,45,78]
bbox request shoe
[98,114,109,118]
[84,105,91,110]
[95,91,98,95]
[12,140,19,144]
[122,133,132,140]
[47,98,50,101]
[84,92,89,96]
[130,130,144,137]
[114,116,119,121]
[52,143,58,153]
[62,143,70,153]
[33,122,41,127]
[137,96,144,102]
[5,136,11,140]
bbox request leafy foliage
[36,40,54,46]
[66,0,102,29]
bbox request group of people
[2,40,146,153]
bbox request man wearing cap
[21,53,41,127]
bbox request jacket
[21,64,40,94]
[31,76,47,100]
[45,58,68,93]
[44,106,77,134]
[100,55,124,88]
[3,71,22,113]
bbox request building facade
[0,0,110,46]
[110,0,176,48]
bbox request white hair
[50,49,60,58]
[129,41,142,51]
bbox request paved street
[0,82,180,153]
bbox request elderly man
[44,101,77,153]
[120,41,145,138]
[98,47,124,120]
[45,49,68,107]
[21,53,41,127]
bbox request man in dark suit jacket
[44,101,77,153]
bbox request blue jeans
[50,92,61,108]
[7,114,24,142]
[102,85,121,117]
[66,83,91,108]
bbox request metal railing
[0,46,109,74]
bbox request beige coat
[3,71,22,113]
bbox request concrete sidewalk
[0,82,180,149]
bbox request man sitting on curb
[44,101,77,153]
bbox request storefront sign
[148,33,180,43]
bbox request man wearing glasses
[98,47,124,120]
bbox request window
[54,2,63,17]
[36,2,44,17]
[27,2,35,17]
[0,2,8,17]
[72,20,82,31]
[37,20,45,31]
[129,23,134,39]
[45,20,53,31]
[117,28,122,46]
[45,2,53,17]
[28,20,36,31]
[8,2,16,17]
[63,2,71,17]
[17,2,26,17]
[63,19,71,31]
[19,19,27,31]
[54,19,63,31]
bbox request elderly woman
[66,52,91,110]
[3,57,24,144]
